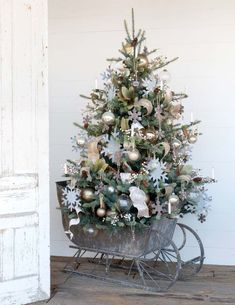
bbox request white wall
[48,0,235,264]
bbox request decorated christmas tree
[62,10,214,230]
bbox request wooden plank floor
[31,256,235,305]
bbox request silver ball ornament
[102,111,115,125]
[159,69,171,82]
[172,138,181,149]
[169,194,180,205]
[188,134,198,144]
[96,207,106,217]
[76,136,86,147]
[127,148,140,161]
[107,186,115,193]
[83,225,98,237]
[117,194,132,212]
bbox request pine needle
[137,31,146,54]
[80,94,92,100]
[131,8,135,39]
[124,20,131,41]
[106,57,122,62]
[147,49,158,56]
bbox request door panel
[0,0,50,304]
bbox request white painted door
[0,0,50,304]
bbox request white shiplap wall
[48,0,235,264]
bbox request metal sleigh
[56,181,205,292]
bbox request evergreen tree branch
[153,57,179,70]
[137,31,146,54]
[73,122,86,130]
[146,48,158,56]
[136,29,142,40]
[173,93,188,100]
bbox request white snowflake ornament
[62,185,81,211]
[107,84,116,101]
[146,159,167,187]
[142,74,157,96]
[102,133,121,163]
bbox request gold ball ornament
[188,134,198,144]
[169,194,180,205]
[96,207,106,217]
[172,138,181,149]
[134,99,153,115]
[123,43,133,55]
[81,188,94,202]
[127,148,140,161]
[102,111,115,125]
[76,136,86,147]
[138,54,149,68]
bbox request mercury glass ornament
[159,69,171,82]
[117,194,132,212]
[169,194,180,205]
[76,136,86,147]
[172,138,181,149]
[188,134,198,144]
[96,207,106,217]
[83,224,98,237]
[102,111,115,125]
[81,188,94,202]
[127,148,140,161]
[145,129,157,142]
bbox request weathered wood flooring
[31,256,235,305]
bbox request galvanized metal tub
[56,181,177,257]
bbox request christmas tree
[62,10,214,230]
